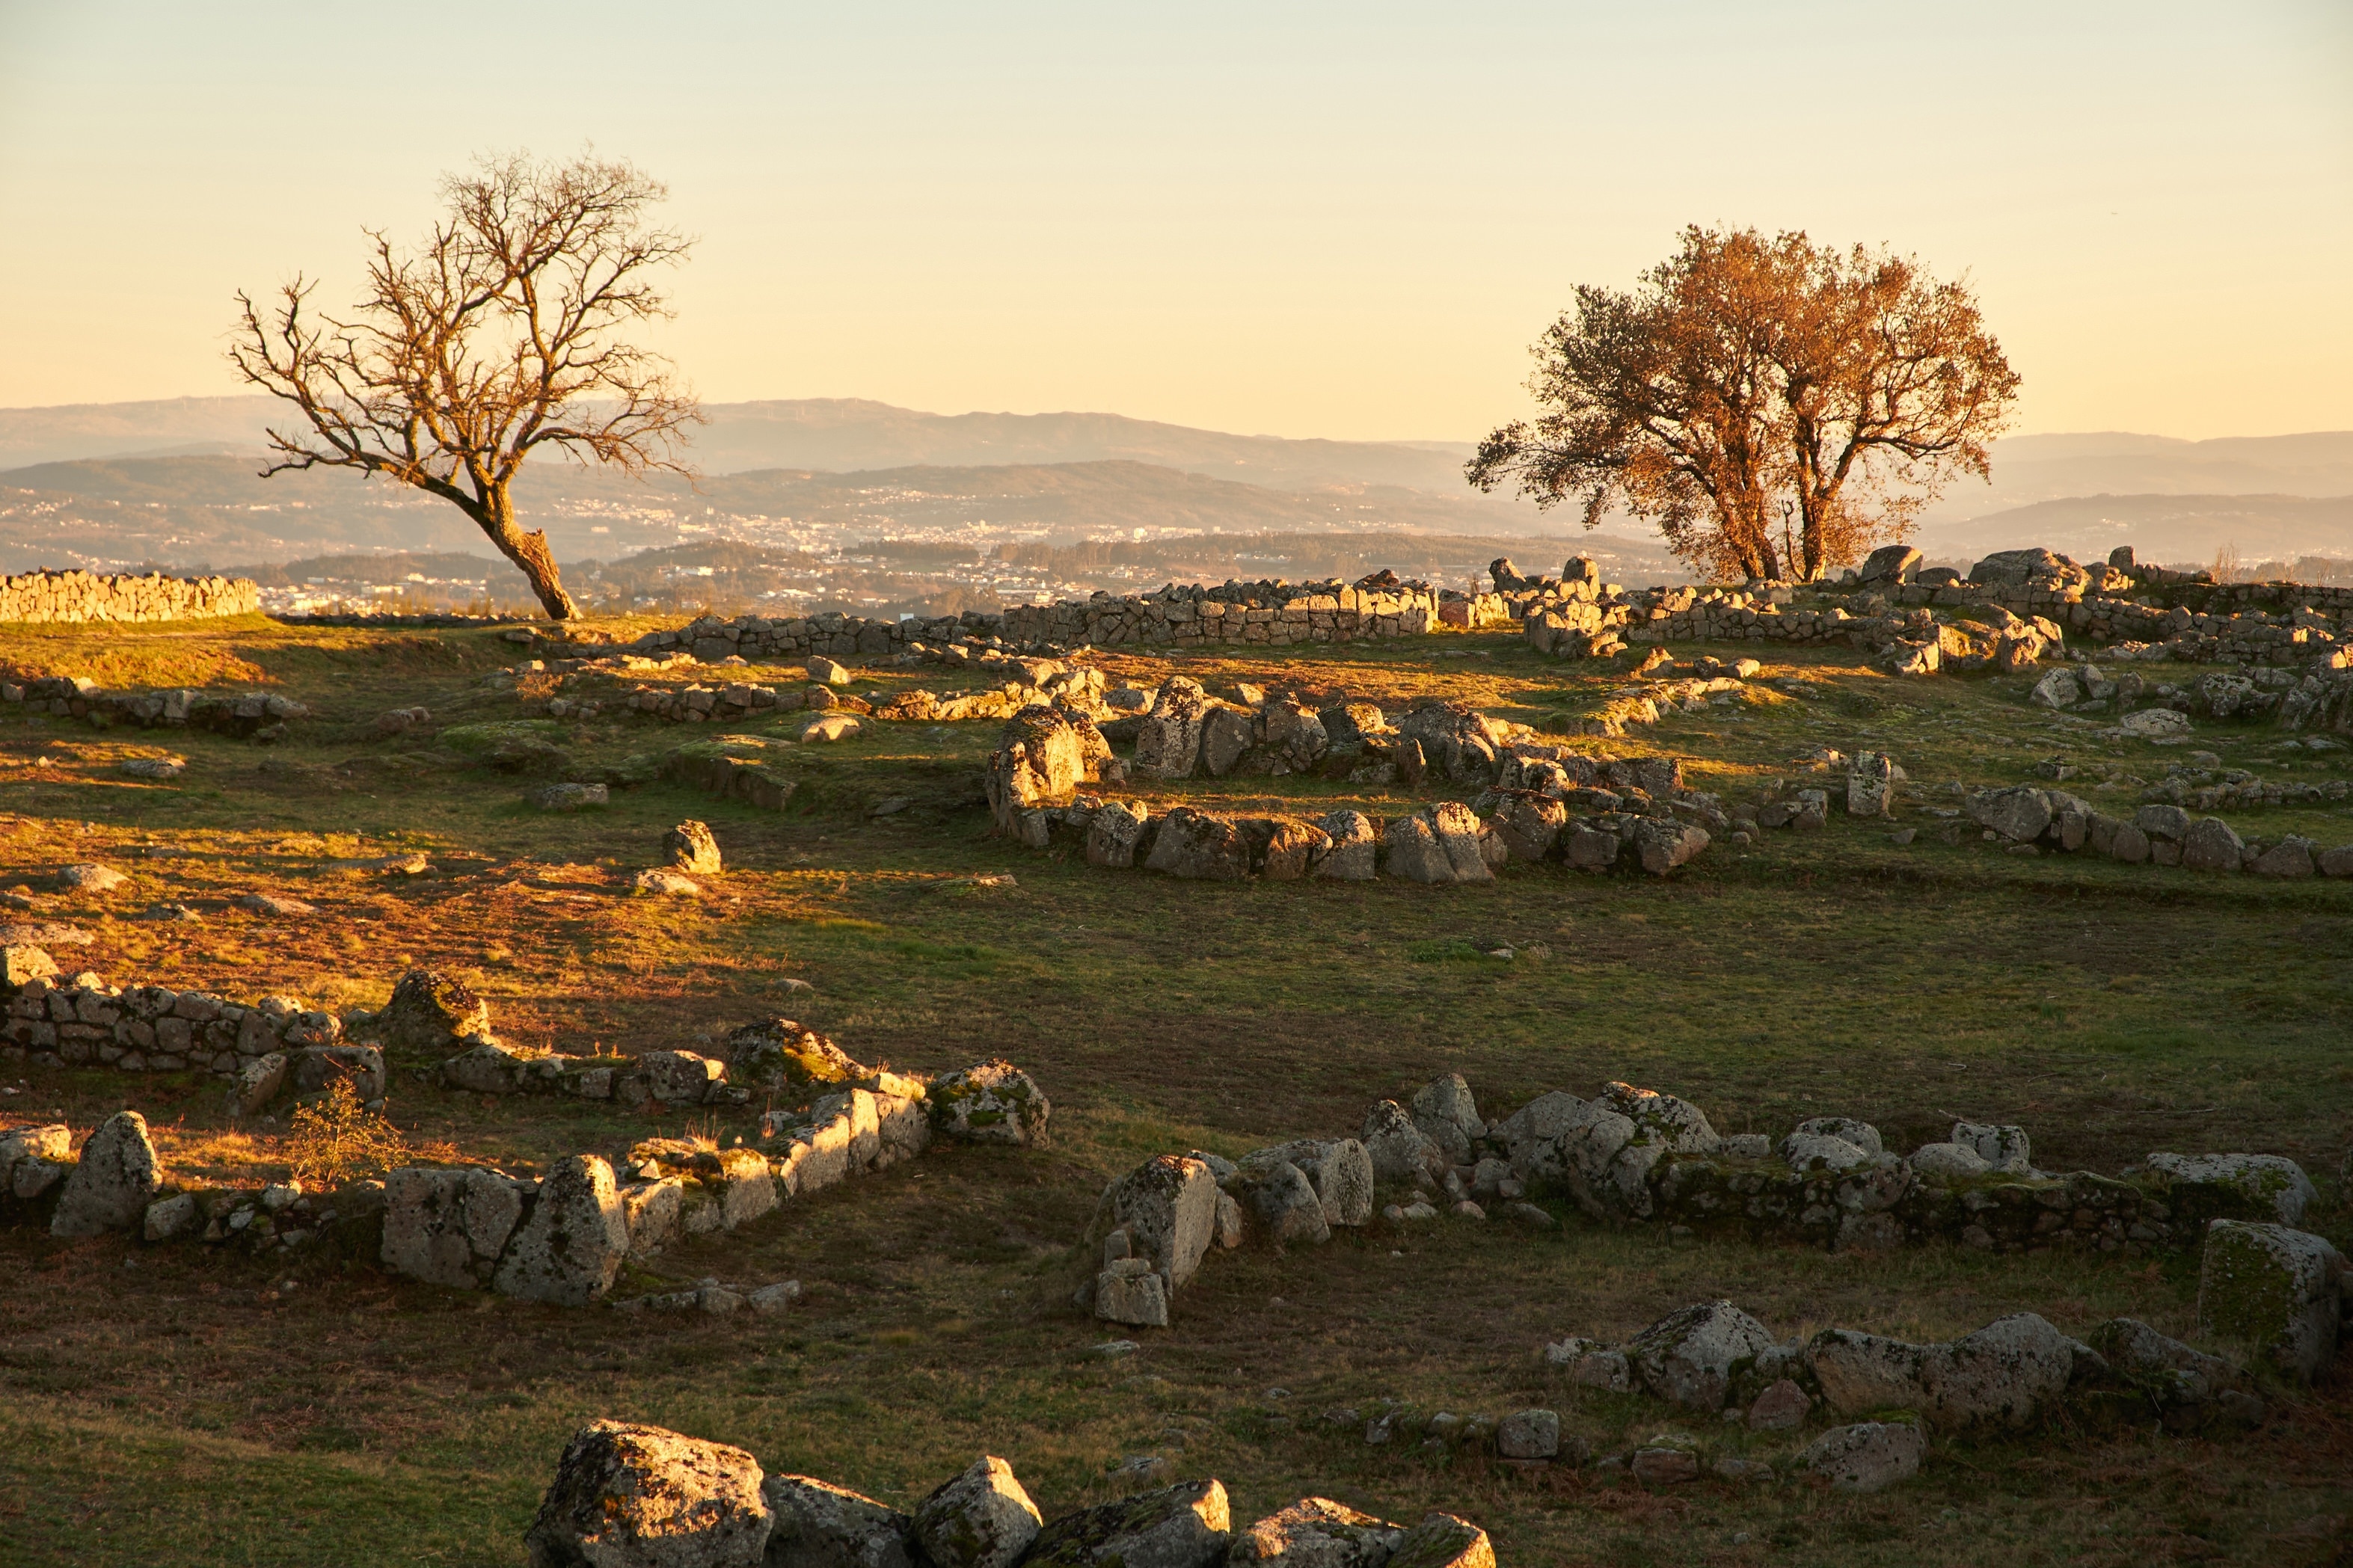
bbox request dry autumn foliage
[1468,225,2019,582]
[285,1080,409,1190]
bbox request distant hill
[0,394,1485,495]
[7,396,2353,577]
[0,452,1565,574]
[1921,491,2353,573]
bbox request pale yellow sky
[2,2,2349,442]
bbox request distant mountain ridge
[4,396,2350,572]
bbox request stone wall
[987,686,1717,882]
[0,569,259,624]
[1,675,307,737]
[614,574,1443,669]
[1083,1069,2328,1335]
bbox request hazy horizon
[3,3,2349,444]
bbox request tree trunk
[472,485,579,620]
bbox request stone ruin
[0,567,259,624]
[984,683,1717,882]
[0,953,1053,1309]
[1082,1073,2343,1367]
[521,1418,1496,1568]
[1,674,308,739]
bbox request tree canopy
[1467,227,2019,582]
[230,153,700,619]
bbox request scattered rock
[1802,1420,1925,1493]
[1022,1479,1230,1568]
[239,888,322,918]
[806,656,851,686]
[800,714,863,744]
[119,757,184,780]
[761,1474,915,1568]
[634,868,705,897]
[57,863,129,893]
[531,782,609,811]
[525,1419,772,1568]
[664,820,723,874]
[911,1457,1041,1568]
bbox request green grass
[1,615,2350,1565]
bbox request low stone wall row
[524,1420,1497,1568]
[1,946,369,1102]
[609,574,1445,671]
[1313,1287,2322,1494]
[998,578,1441,648]
[1080,1071,2328,1333]
[0,1003,1054,1311]
[985,687,1716,882]
[1,674,308,738]
[1957,783,2353,877]
[0,568,259,624]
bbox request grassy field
[1,614,2349,1566]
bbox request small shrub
[285,1080,408,1189]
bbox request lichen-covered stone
[927,1060,1049,1147]
[1022,1478,1230,1568]
[1809,1312,2099,1429]
[724,1018,865,1092]
[346,968,492,1055]
[493,1155,630,1306]
[2197,1220,2346,1382]
[50,1110,162,1237]
[2147,1153,2317,1226]
[1088,1155,1218,1292]
[524,1419,771,1568]
[1227,1498,1405,1566]
[1359,1099,1446,1185]
[910,1457,1041,1568]
[1802,1419,1924,1493]
[1625,1300,1781,1410]
[760,1473,913,1568]
[1386,1512,1494,1568]
[382,1166,530,1289]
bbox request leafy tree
[1468,227,2019,581]
[231,153,700,619]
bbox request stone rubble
[524,1421,1492,1568]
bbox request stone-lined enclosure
[1081,1072,2334,1331]
[0,568,260,624]
[524,1419,1497,1568]
[1,674,308,738]
[1,954,1053,1306]
[986,683,1714,882]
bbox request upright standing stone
[492,1155,630,1306]
[50,1110,162,1237]
[664,821,723,874]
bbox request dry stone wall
[0,568,258,624]
[522,1418,1497,1568]
[1,675,307,737]
[1085,1070,2330,1335]
[987,686,1718,882]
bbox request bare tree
[1470,227,2019,582]
[230,153,699,619]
